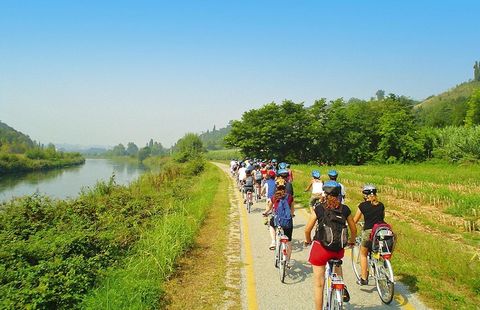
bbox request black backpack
[314,204,348,251]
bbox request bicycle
[273,224,289,283]
[323,259,345,310]
[351,222,395,304]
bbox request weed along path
[214,163,428,310]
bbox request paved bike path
[216,163,428,309]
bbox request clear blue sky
[1,0,479,147]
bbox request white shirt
[238,167,247,181]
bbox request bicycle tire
[351,242,362,281]
[329,289,343,310]
[375,258,394,304]
[274,240,280,268]
[279,243,287,283]
[323,269,330,309]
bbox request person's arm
[346,214,357,245]
[353,208,363,224]
[305,180,313,192]
[304,211,317,245]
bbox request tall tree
[172,133,205,162]
[126,142,139,156]
[376,89,385,101]
[465,89,480,127]
[376,96,425,162]
[474,61,479,81]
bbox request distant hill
[199,124,232,150]
[415,80,480,127]
[0,121,35,153]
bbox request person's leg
[269,226,276,247]
[269,217,276,249]
[312,265,326,310]
[360,245,369,281]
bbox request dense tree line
[225,94,480,164]
[198,124,232,150]
[0,121,35,153]
[415,81,480,127]
[105,139,167,162]
[0,121,85,173]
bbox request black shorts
[269,216,293,241]
[244,186,254,193]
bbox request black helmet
[362,184,377,196]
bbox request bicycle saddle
[328,259,343,266]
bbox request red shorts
[308,241,345,266]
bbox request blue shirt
[266,179,276,199]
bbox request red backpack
[369,222,395,254]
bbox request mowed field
[292,163,480,310]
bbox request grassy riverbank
[293,163,480,309]
[0,152,85,174]
[0,158,224,309]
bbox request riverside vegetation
[0,133,224,309]
[0,121,85,174]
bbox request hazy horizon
[1,1,479,147]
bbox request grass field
[292,163,480,309]
[204,149,242,161]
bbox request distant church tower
[475,61,480,81]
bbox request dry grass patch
[162,165,240,310]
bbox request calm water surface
[0,159,148,201]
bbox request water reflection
[0,159,148,201]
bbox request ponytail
[325,195,341,209]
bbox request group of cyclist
[229,158,387,309]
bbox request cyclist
[304,181,356,310]
[262,170,277,216]
[353,184,385,285]
[304,170,324,211]
[254,164,263,199]
[266,179,294,259]
[277,168,294,198]
[243,167,255,203]
[286,163,294,183]
[327,170,346,203]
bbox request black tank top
[358,201,385,230]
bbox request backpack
[245,176,254,187]
[370,222,395,254]
[255,171,263,181]
[314,204,348,251]
[274,194,292,229]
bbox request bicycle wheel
[329,289,343,310]
[351,242,362,281]
[279,243,287,283]
[374,258,394,304]
[323,272,330,309]
[274,240,280,268]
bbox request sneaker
[269,242,276,250]
[343,286,350,302]
[357,278,369,286]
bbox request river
[0,158,148,202]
